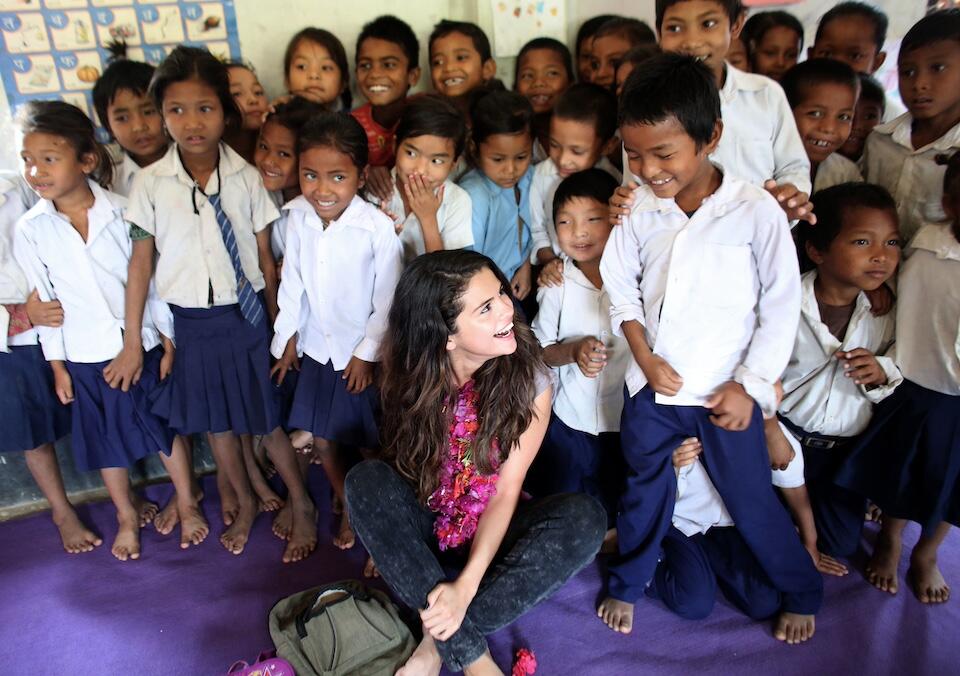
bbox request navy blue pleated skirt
[151,304,280,435]
[66,346,174,472]
[0,343,71,453]
[272,357,299,433]
[836,379,960,533]
[288,355,379,448]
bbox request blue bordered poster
[0,0,241,141]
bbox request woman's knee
[554,493,608,557]
[344,459,396,513]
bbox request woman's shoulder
[533,364,556,399]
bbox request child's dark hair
[357,15,420,70]
[395,95,468,158]
[514,38,574,87]
[780,58,860,109]
[576,15,619,55]
[283,28,352,110]
[796,182,897,272]
[264,96,325,139]
[857,73,886,110]
[150,45,241,128]
[429,20,491,63]
[469,90,533,145]
[554,83,618,143]
[552,168,619,222]
[92,42,155,138]
[18,100,113,188]
[619,44,662,75]
[298,111,368,169]
[901,9,960,56]
[619,52,719,150]
[594,17,656,46]
[655,0,743,30]
[815,2,888,52]
[742,10,804,63]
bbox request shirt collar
[474,164,535,196]
[153,142,247,188]
[876,112,960,152]
[800,269,872,320]
[28,179,122,232]
[911,223,960,261]
[563,258,602,291]
[719,63,767,103]
[285,194,376,232]
[631,167,754,218]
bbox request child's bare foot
[53,510,102,553]
[155,487,205,536]
[217,472,239,526]
[334,511,355,549]
[254,483,284,513]
[395,633,442,676]
[597,597,634,633]
[272,502,293,540]
[866,503,883,523]
[220,497,256,555]
[774,612,815,644]
[908,555,951,604]
[282,501,318,563]
[290,429,313,452]
[132,495,158,526]
[363,555,380,578]
[600,527,618,555]
[112,511,141,561]
[331,492,343,515]
[463,650,503,676]
[866,532,902,594]
[178,502,210,549]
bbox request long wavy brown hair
[380,250,546,503]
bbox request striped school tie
[208,192,264,327]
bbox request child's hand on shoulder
[573,336,607,378]
[51,362,74,405]
[270,336,300,386]
[609,181,639,226]
[763,180,815,224]
[763,418,795,471]
[366,166,394,204]
[639,353,683,396]
[837,348,887,387]
[25,289,63,327]
[343,356,374,394]
[705,381,753,431]
[864,283,894,317]
[537,258,564,288]
[404,173,443,223]
[672,437,702,469]
[511,261,532,300]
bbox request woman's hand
[420,579,474,641]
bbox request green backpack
[268,580,416,676]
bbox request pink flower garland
[427,379,500,551]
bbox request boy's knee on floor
[741,586,781,621]
[673,591,715,620]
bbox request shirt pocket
[698,243,756,309]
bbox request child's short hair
[150,45,241,128]
[901,9,960,56]
[92,43,155,137]
[815,2,888,52]
[298,111,368,169]
[620,44,662,72]
[576,15,619,53]
[594,17,656,46]
[356,15,419,69]
[553,83,618,143]
[780,58,860,109]
[552,168,619,222]
[655,0,744,31]
[429,20,491,62]
[514,38,574,86]
[469,90,533,145]
[283,28,352,109]
[619,52,719,150]
[18,100,113,188]
[742,10,804,56]
[796,182,897,271]
[265,96,325,138]
[856,72,886,110]
[395,95,468,158]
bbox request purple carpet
[1,470,958,675]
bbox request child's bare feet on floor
[253,481,284,513]
[272,502,293,540]
[774,612,815,644]
[53,509,102,553]
[282,501,318,563]
[598,597,634,633]
[112,511,141,561]
[220,497,256,555]
[179,502,209,549]
[395,632,442,676]
[867,534,902,594]
[132,495,158,527]
[334,511,355,549]
[218,474,240,526]
[908,554,951,604]
[363,556,380,578]
[155,487,205,535]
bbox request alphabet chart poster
[0,0,241,140]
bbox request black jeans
[345,459,606,671]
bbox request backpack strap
[295,583,372,638]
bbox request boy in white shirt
[597,53,821,644]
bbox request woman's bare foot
[866,531,902,595]
[908,555,951,604]
[132,495,158,527]
[282,500,318,563]
[220,497,256,555]
[363,555,380,578]
[52,509,102,553]
[774,612,815,644]
[217,472,239,526]
[334,510,355,549]
[597,597,634,634]
[463,650,504,676]
[272,502,293,540]
[395,633,442,676]
[178,502,210,549]
[112,511,141,561]
[600,527,618,555]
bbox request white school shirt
[126,143,279,308]
[13,180,172,363]
[863,113,960,244]
[895,224,960,396]
[599,174,800,416]
[531,259,629,435]
[109,150,151,198]
[883,92,907,124]
[267,190,290,261]
[529,156,622,262]
[0,173,38,350]
[270,195,403,369]
[672,459,735,537]
[813,152,863,193]
[381,170,473,262]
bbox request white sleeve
[125,171,156,235]
[12,220,66,361]
[531,283,563,348]
[529,172,551,262]
[770,422,805,488]
[863,314,903,403]
[769,86,812,195]
[249,172,281,233]
[439,187,474,251]
[353,223,403,362]
[600,219,646,337]
[270,213,306,358]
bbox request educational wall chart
[0,0,241,141]
[490,0,565,58]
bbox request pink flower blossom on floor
[512,648,537,675]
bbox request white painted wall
[0,0,925,172]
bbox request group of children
[2,0,959,652]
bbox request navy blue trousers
[610,386,822,614]
[648,526,782,620]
